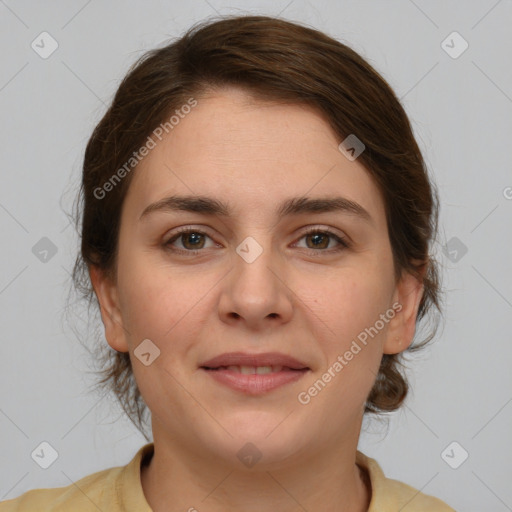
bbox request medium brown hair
[69,15,441,440]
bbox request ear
[383,266,425,355]
[88,264,129,353]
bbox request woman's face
[92,87,423,466]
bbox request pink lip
[200,351,309,370]
[199,352,310,395]
[202,367,309,395]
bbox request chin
[204,411,306,466]
[225,409,292,437]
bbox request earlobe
[383,269,425,355]
[88,264,130,353]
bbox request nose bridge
[219,233,293,327]
[234,234,280,304]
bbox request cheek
[297,273,391,412]
[299,266,393,346]
[116,252,214,345]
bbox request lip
[199,352,310,395]
[202,368,309,394]
[200,351,309,370]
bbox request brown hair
[69,14,441,440]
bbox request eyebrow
[139,195,373,223]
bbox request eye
[163,228,216,254]
[163,226,350,256]
[294,227,349,253]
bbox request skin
[90,86,424,512]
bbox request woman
[1,15,455,511]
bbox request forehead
[123,88,386,226]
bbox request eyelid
[300,225,346,238]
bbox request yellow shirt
[0,443,455,511]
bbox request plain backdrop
[1,1,511,511]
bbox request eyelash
[163,226,350,256]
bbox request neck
[141,421,371,512]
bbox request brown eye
[295,228,349,253]
[164,228,214,253]
[180,232,206,250]
[305,232,330,249]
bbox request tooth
[223,366,283,374]
[240,366,257,374]
[256,366,273,374]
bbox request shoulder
[356,451,457,511]
[377,476,456,511]
[0,466,122,512]
[0,443,153,512]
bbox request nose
[218,239,294,331]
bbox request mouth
[200,351,309,370]
[199,353,310,394]
[202,365,306,374]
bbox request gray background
[1,1,511,510]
